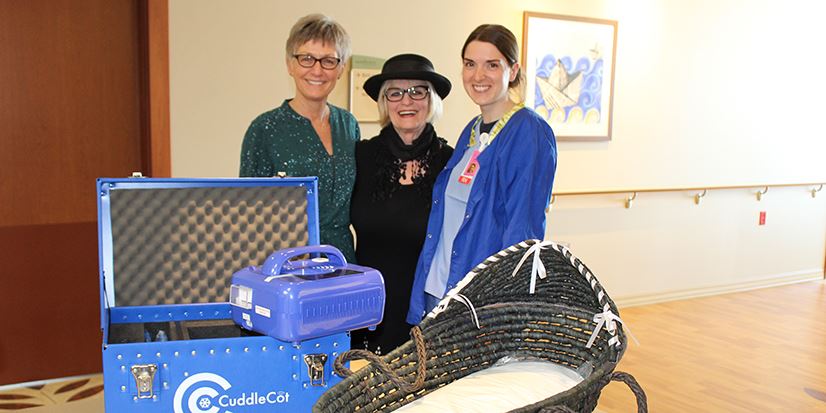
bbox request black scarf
[378,123,435,162]
[371,123,444,202]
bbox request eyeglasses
[292,54,341,70]
[384,85,430,102]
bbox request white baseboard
[615,269,824,308]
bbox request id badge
[458,150,480,185]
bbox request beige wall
[169,0,826,304]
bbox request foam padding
[110,186,309,306]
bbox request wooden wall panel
[0,223,101,383]
[0,0,144,227]
[0,0,166,385]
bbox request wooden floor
[596,279,826,412]
[2,281,823,412]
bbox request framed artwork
[348,55,385,122]
[522,12,618,141]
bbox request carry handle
[261,245,347,276]
[542,371,647,413]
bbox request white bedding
[394,359,584,413]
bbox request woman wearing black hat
[350,54,453,354]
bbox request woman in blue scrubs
[407,24,558,324]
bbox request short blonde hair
[285,14,351,62]
[376,80,444,128]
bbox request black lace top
[350,124,453,353]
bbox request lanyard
[467,103,524,151]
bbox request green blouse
[240,100,360,262]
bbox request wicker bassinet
[313,239,647,413]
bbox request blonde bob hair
[285,14,351,63]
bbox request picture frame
[522,12,618,141]
[348,55,385,122]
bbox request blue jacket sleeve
[496,114,557,246]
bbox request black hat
[363,54,451,101]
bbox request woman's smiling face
[385,79,430,141]
[287,39,343,103]
[461,40,517,111]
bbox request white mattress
[395,359,584,413]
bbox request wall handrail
[552,182,826,197]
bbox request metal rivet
[163,363,168,369]
[244,347,250,352]
[184,371,189,377]
[303,383,308,389]
[333,342,339,347]
[262,346,268,352]
[117,354,123,360]
[121,365,126,371]
[292,374,298,380]
[292,355,298,361]
[156,352,161,358]
[210,349,215,355]
[315,343,320,348]
[121,385,126,392]
[278,345,284,351]
[174,351,180,357]
[225,348,231,354]
[136,353,142,358]
[191,350,196,356]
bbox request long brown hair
[461,24,523,90]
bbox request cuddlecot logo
[173,372,290,413]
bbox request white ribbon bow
[586,310,639,348]
[511,241,554,293]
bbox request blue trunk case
[97,177,361,412]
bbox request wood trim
[139,0,171,178]
[614,269,822,308]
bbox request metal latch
[303,354,328,386]
[131,364,158,399]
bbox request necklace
[467,103,524,150]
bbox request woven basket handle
[607,371,648,413]
[333,326,428,393]
[541,371,647,413]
